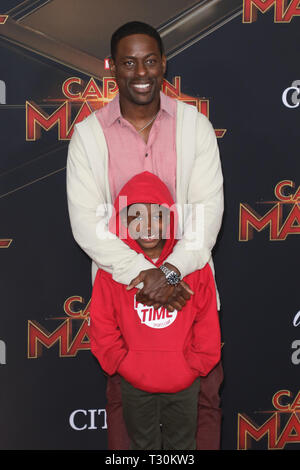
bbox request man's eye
[124,60,134,67]
[146,59,156,65]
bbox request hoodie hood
[108,171,177,266]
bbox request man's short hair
[110,21,164,61]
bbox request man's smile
[130,82,152,93]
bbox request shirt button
[145,153,148,157]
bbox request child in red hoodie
[90,171,221,450]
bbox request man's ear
[109,58,116,77]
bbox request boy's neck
[141,239,165,260]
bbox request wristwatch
[159,265,181,286]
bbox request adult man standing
[67,21,224,450]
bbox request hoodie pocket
[117,349,199,394]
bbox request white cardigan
[66,99,224,306]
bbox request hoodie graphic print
[90,171,221,393]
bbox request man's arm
[67,124,191,310]
[66,125,154,284]
[165,113,224,277]
[129,113,223,308]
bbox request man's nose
[136,60,147,77]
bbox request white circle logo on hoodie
[134,295,177,329]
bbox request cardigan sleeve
[165,112,224,278]
[66,125,154,285]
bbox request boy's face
[124,203,169,254]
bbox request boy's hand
[127,268,194,311]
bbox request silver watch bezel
[159,265,181,286]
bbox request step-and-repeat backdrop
[1,1,300,450]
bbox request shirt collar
[159,91,176,118]
[105,95,122,127]
[106,91,175,127]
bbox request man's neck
[119,95,160,123]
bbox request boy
[90,171,221,450]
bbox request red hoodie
[90,171,221,393]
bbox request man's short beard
[127,89,158,106]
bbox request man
[66,21,224,450]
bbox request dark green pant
[120,377,201,450]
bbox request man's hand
[164,280,194,312]
[127,265,194,312]
[127,268,173,306]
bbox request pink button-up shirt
[96,92,177,203]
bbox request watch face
[167,272,179,285]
